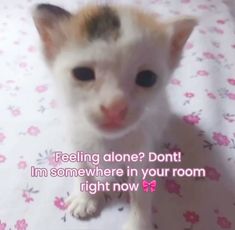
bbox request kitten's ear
[165,17,197,69]
[32,4,71,60]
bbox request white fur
[36,6,196,230]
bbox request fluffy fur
[33,3,197,230]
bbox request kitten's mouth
[100,120,124,131]
[88,113,140,136]
[90,117,139,138]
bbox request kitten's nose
[100,99,128,124]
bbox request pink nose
[100,99,128,124]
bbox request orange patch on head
[64,5,121,43]
[64,5,100,42]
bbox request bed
[0,0,235,229]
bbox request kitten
[33,3,197,230]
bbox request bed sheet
[0,0,235,229]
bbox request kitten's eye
[135,70,157,88]
[72,67,95,81]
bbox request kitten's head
[33,4,197,137]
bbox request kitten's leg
[124,179,155,230]
[66,163,102,219]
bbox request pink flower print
[198,4,209,10]
[185,42,193,49]
[165,179,181,196]
[19,62,27,69]
[212,132,230,146]
[214,27,224,34]
[170,78,181,86]
[183,92,195,105]
[197,70,209,76]
[22,191,33,203]
[217,19,226,25]
[207,92,216,99]
[205,166,220,181]
[183,114,200,125]
[0,220,6,230]
[25,197,33,203]
[54,197,67,210]
[28,46,36,53]
[183,211,199,224]
[0,155,6,163]
[228,78,235,85]
[14,219,28,230]
[18,161,27,169]
[227,92,235,100]
[48,153,61,167]
[22,186,38,203]
[203,52,215,60]
[169,147,183,156]
[216,19,226,25]
[224,113,235,123]
[206,89,216,99]
[27,126,40,136]
[199,29,207,34]
[0,133,6,143]
[184,92,194,98]
[49,99,58,109]
[11,108,21,117]
[218,54,224,59]
[35,84,48,93]
[217,216,232,229]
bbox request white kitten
[33,4,197,230]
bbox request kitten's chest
[73,127,154,169]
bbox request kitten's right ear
[165,16,197,69]
[32,4,71,60]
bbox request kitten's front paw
[66,193,100,219]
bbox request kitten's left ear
[165,17,197,69]
[32,4,72,60]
